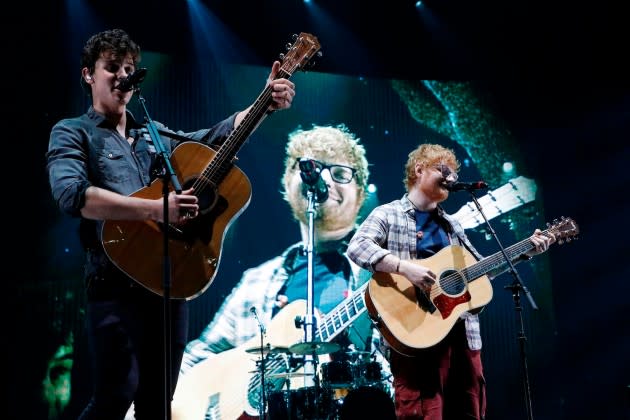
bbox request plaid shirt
[181,242,391,374]
[347,194,484,350]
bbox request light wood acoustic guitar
[101,33,321,299]
[365,217,579,356]
[172,281,371,420]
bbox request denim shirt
[46,106,237,284]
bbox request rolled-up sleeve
[46,121,91,217]
[347,207,392,272]
[165,112,238,148]
[348,198,416,272]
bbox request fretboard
[315,281,369,342]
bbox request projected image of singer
[347,143,555,420]
[178,124,394,420]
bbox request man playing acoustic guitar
[347,143,555,420]
[46,28,296,420]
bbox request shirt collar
[402,194,445,217]
[86,106,143,130]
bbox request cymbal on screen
[289,341,341,355]
[244,344,289,355]
[267,371,314,379]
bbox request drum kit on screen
[245,340,395,420]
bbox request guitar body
[172,300,311,420]
[366,245,492,355]
[102,142,251,299]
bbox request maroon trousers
[389,321,486,420]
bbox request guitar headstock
[277,33,322,78]
[545,216,580,244]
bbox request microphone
[116,68,148,92]
[298,158,328,203]
[444,181,489,192]
[250,306,265,334]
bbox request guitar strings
[318,282,368,342]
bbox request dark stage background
[9,1,630,419]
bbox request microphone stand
[135,86,182,420]
[288,184,322,419]
[465,189,537,420]
[301,188,318,388]
[290,162,332,419]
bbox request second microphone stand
[466,189,537,420]
[288,161,339,419]
[298,188,319,388]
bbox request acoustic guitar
[365,217,579,355]
[101,33,321,299]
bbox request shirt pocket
[97,149,132,184]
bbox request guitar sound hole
[439,270,466,295]
[182,177,217,212]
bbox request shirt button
[108,153,113,158]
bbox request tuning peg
[279,53,285,61]
[286,34,299,50]
[304,51,323,70]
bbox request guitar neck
[219,72,288,161]
[463,225,560,282]
[211,66,292,174]
[315,282,370,343]
[466,239,533,281]
[201,33,320,188]
[203,87,272,186]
